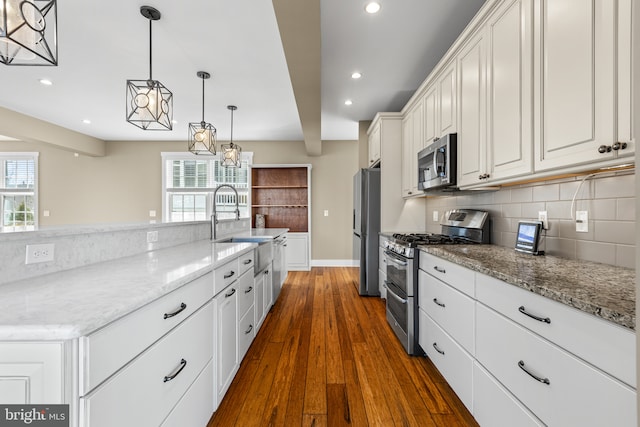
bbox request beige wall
[0,138,359,261]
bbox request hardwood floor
[208,267,479,427]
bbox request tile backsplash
[425,172,635,269]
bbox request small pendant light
[188,71,217,155]
[0,0,58,65]
[126,5,173,130]
[220,105,242,167]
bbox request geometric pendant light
[0,0,58,66]
[220,105,242,167]
[126,5,173,130]
[188,71,217,155]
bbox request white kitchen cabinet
[214,281,238,405]
[533,0,633,171]
[401,101,423,198]
[0,342,65,404]
[286,232,310,271]
[238,306,255,361]
[423,85,437,145]
[367,120,381,166]
[161,360,214,427]
[476,303,636,427]
[437,62,457,137]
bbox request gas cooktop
[390,233,479,247]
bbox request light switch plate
[323,210,329,217]
[576,211,588,232]
[538,211,548,230]
[433,211,439,222]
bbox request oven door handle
[384,281,408,304]
[384,250,408,266]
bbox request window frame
[0,152,39,232]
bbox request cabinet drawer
[476,272,636,387]
[419,252,474,297]
[238,250,255,276]
[80,272,213,395]
[476,303,636,427]
[418,269,475,354]
[237,270,255,320]
[419,310,473,411]
[238,305,255,361]
[214,258,240,295]
[161,359,214,427]
[80,302,214,427]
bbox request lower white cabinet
[238,306,255,360]
[161,360,214,427]
[0,342,65,404]
[476,303,636,427]
[254,265,273,331]
[80,302,214,427]
[214,280,238,406]
[286,232,310,271]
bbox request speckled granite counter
[420,245,636,330]
[0,240,256,340]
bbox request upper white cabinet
[437,62,458,137]
[534,0,634,171]
[401,101,423,198]
[368,121,382,166]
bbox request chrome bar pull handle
[518,360,550,385]
[519,306,551,324]
[163,303,187,319]
[432,343,445,355]
[163,359,187,383]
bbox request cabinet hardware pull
[163,359,187,383]
[612,142,628,151]
[518,306,551,324]
[433,266,446,274]
[598,145,612,153]
[225,288,236,298]
[264,270,269,275]
[432,343,445,355]
[433,298,446,308]
[243,259,252,265]
[224,271,236,279]
[245,286,253,294]
[245,324,253,334]
[518,360,550,385]
[163,303,187,319]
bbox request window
[161,152,252,223]
[0,153,38,232]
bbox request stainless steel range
[382,209,490,355]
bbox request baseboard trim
[311,259,359,267]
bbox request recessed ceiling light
[82,119,91,124]
[39,79,53,86]
[365,2,381,14]
[351,72,362,79]
[344,100,353,106]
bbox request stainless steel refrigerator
[353,168,381,296]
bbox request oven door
[383,250,411,296]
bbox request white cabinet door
[423,86,437,145]
[214,284,238,404]
[161,360,214,427]
[286,232,309,271]
[262,266,273,314]
[534,0,619,170]
[457,29,488,187]
[437,62,457,137]
[254,273,265,330]
[0,342,64,404]
[401,102,423,197]
[401,114,413,197]
[487,0,533,181]
[368,121,381,166]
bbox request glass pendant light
[188,71,217,155]
[220,105,242,167]
[0,0,57,65]
[126,5,173,130]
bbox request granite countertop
[0,240,256,340]
[420,245,636,330]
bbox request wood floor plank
[208,268,478,427]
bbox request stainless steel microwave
[418,133,457,191]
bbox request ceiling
[0,0,485,150]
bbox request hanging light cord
[148,18,153,82]
[201,77,205,123]
[229,107,234,148]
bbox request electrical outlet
[147,231,158,243]
[433,210,439,222]
[25,243,55,264]
[538,211,548,230]
[323,210,329,217]
[576,211,589,232]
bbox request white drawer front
[476,303,637,427]
[238,250,255,276]
[238,305,255,361]
[214,258,240,295]
[80,272,213,395]
[81,301,214,427]
[418,269,475,354]
[476,272,636,388]
[419,309,473,411]
[161,359,214,427]
[473,362,544,427]
[419,252,475,297]
[237,270,255,320]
